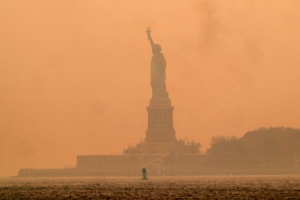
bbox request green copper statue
[146,28,168,99]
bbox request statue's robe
[151,52,168,98]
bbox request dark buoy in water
[142,168,148,180]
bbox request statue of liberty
[146,28,168,99]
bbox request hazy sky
[1,0,300,177]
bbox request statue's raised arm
[146,28,162,55]
[146,27,155,49]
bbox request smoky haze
[1,0,300,177]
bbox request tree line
[206,127,300,169]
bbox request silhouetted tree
[206,127,300,169]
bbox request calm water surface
[1,175,300,199]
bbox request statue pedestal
[146,97,176,143]
[123,96,178,155]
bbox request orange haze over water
[1,0,300,177]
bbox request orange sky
[1,0,300,177]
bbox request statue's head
[152,44,161,54]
